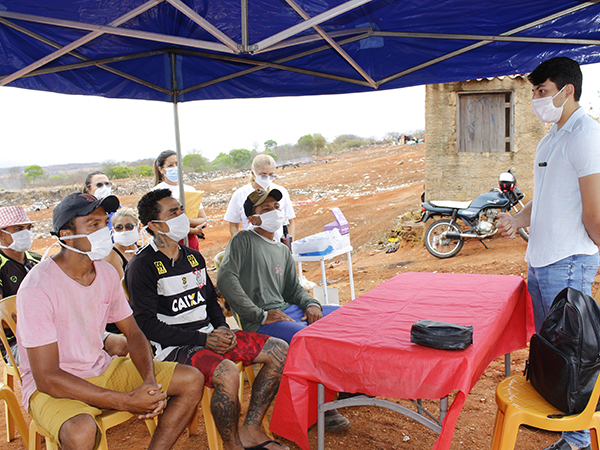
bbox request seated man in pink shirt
[16,192,203,450]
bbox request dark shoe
[324,409,350,431]
[337,391,373,400]
[543,438,591,450]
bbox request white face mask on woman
[0,229,33,252]
[59,226,113,260]
[152,213,190,242]
[255,209,285,233]
[531,85,567,123]
[253,172,276,190]
[113,227,139,247]
[165,166,179,183]
[93,184,112,200]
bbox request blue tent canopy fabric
[1,0,600,102]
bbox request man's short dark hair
[528,57,583,101]
[138,189,173,236]
[59,217,77,236]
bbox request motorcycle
[418,168,529,259]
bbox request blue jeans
[528,253,599,448]
[257,304,339,344]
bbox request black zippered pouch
[410,320,473,350]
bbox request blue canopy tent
[1,0,600,204]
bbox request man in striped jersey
[128,188,289,450]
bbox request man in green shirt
[217,188,350,431]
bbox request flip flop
[245,440,287,450]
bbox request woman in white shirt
[152,150,207,250]
[224,154,295,242]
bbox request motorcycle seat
[429,200,471,209]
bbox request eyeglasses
[95,181,112,188]
[114,223,136,232]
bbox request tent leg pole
[170,52,188,247]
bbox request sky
[0,84,426,169]
[1,62,600,169]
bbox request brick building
[424,76,548,201]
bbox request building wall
[425,77,547,202]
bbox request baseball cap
[0,206,33,229]
[244,188,283,217]
[52,193,119,235]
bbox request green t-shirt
[217,229,317,332]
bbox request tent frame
[1,0,599,217]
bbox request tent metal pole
[0,9,233,54]
[0,0,162,87]
[254,0,374,52]
[241,0,249,52]
[170,52,188,247]
[285,0,376,88]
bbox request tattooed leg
[211,359,243,450]
[239,337,289,450]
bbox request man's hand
[189,223,205,236]
[497,212,517,239]
[265,309,295,325]
[301,304,323,324]
[125,382,167,419]
[206,328,236,354]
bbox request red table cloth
[270,272,534,450]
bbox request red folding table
[270,271,535,450]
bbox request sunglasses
[114,223,136,232]
[95,181,112,188]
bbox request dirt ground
[3,143,592,450]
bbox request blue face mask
[165,166,179,183]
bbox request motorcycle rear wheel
[424,219,464,258]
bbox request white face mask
[531,85,567,123]
[153,213,190,242]
[93,184,112,200]
[253,172,276,190]
[165,166,179,183]
[0,229,33,252]
[60,226,113,260]
[255,209,285,233]
[112,228,139,247]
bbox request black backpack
[526,287,600,415]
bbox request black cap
[52,193,120,235]
[244,188,283,218]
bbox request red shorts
[180,330,269,387]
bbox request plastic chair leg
[3,372,15,442]
[490,408,505,450]
[29,420,58,450]
[495,407,521,450]
[0,384,28,447]
[590,427,599,450]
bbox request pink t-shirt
[16,258,133,410]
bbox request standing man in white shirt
[224,154,295,243]
[497,56,600,450]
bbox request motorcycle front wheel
[424,219,464,258]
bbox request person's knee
[269,337,289,359]
[259,337,288,368]
[103,334,128,357]
[59,414,98,450]
[168,364,204,401]
[211,360,240,393]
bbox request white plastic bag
[292,228,343,256]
